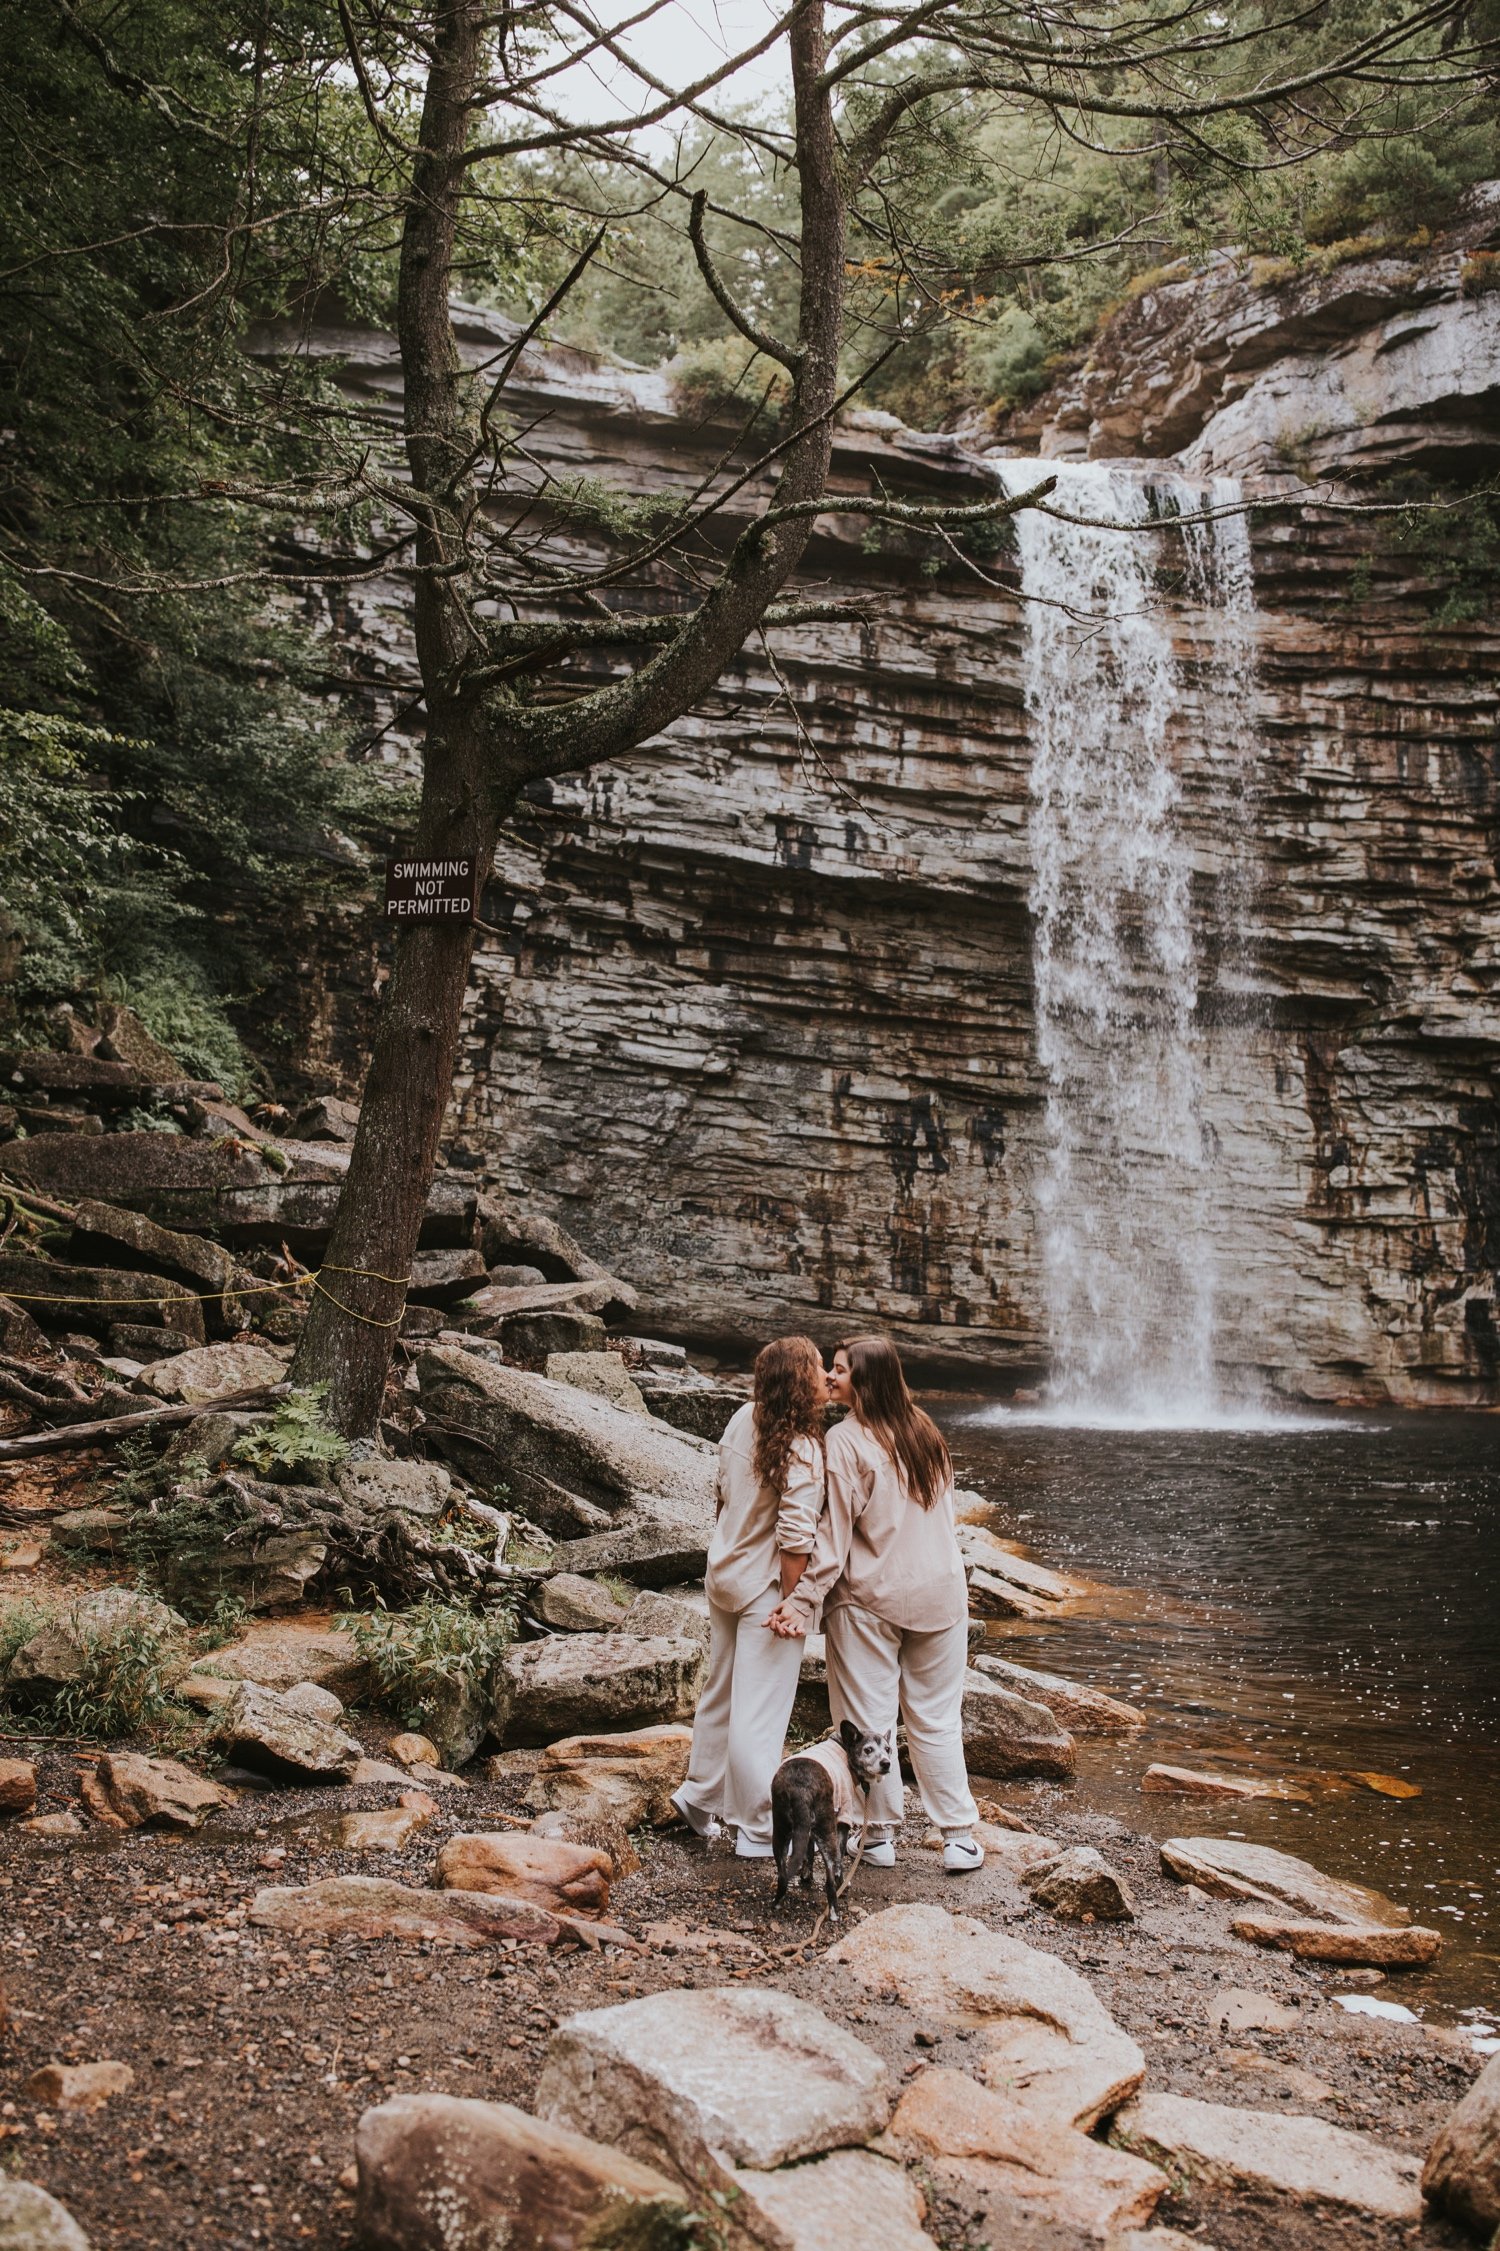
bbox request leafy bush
[341,1596,515,1749]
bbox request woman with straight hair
[769,1334,983,1872]
[673,1334,828,1858]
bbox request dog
[771,1720,892,1917]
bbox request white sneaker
[860,1837,897,1869]
[942,1834,985,1874]
[734,1834,774,1860]
[670,1788,722,1840]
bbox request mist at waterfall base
[946,1402,1500,2015]
[995,457,1266,1429]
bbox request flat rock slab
[192,1620,369,1699]
[436,1831,612,1918]
[893,2066,1166,2238]
[970,1655,1145,1735]
[956,1527,1082,1603]
[79,1752,232,1831]
[1232,1917,1443,1966]
[526,1725,694,1829]
[1423,2049,1500,2234]
[499,1633,706,1747]
[354,2092,691,2251]
[1144,1765,1310,1803]
[0,1249,206,1342]
[549,1510,714,1589]
[332,1458,452,1520]
[828,1904,1143,2131]
[248,1876,574,1950]
[961,1673,1076,1780]
[732,2148,935,2250]
[536,1986,892,2184]
[137,1339,288,1403]
[0,2178,91,2249]
[1160,1837,1409,1927]
[1114,2091,1423,2221]
[70,1199,245,1333]
[212,1681,361,1783]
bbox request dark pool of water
[937,1403,1500,2022]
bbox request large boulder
[892,2066,1166,2238]
[69,1200,248,1335]
[1160,1837,1409,1926]
[828,1903,1144,2131]
[0,1250,204,1343]
[549,1509,711,1588]
[1115,2092,1423,2222]
[212,1680,361,1782]
[525,1725,692,1827]
[498,1634,706,1747]
[969,1655,1145,1736]
[1423,2051,1500,2235]
[354,2093,692,2251]
[961,1672,1077,1779]
[136,1340,288,1404]
[536,1987,891,2194]
[184,1619,369,1699]
[332,1456,452,1520]
[436,1831,613,1918]
[5,1589,185,1701]
[535,1574,631,1632]
[416,1347,715,1537]
[0,2179,91,2249]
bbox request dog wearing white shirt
[770,1721,893,1916]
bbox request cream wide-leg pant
[824,1601,978,1838]
[678,1584,805,1848]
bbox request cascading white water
[994,459,1260,1422]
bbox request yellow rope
[0,1262,414,1315]
[310,1279,405,1330]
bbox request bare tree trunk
[292,0,496,1436]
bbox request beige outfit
[679,1404,826,1847]
[778,1735,867,1833]
[789,1415,977,1840]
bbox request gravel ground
[0,1736,1484,2251]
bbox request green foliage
[230,1388,350,1482]
[1391,480,1500,626]
[46,1610,186,1743]
[341,1596,515,1737]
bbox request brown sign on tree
[383,856,475,920]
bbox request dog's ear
[839,1718,860,1751]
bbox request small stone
[1023,1845,1136,1922]
[176,1672,237,1710]
[919,1823,1060,1875]
[0,2179,91,2249]
[0,1760,37,1816]
[1143,1764,1310,1803]
[1423,2049,1500,2234]
[389,1732,440,1769]
[78,1752,231,1832]
[436,1832,612,1918]
[1207,1989,1302,2037]
[1230,1917,1443,1966]
[1114,2092,1423,2221]
[213,1681,361,1783]
[337,1793,437,1853]
[534,1573,631,1633]
[524,1724,693,1828]
[354,2091,691,2249]
[352,1757,416,1787]
[0,1544,43,1573]
[24,2061,134,2112]
[1347,1771,1422,1799]
[280,1681,345,1723]
[1160,1837,1408,1927]
[21,1812,84,1837]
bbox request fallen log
[0,1382,288,1460]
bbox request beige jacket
[780,1736,867,1831]
[785,1413,967,1634]
[705,1401,825,1616]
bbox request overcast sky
[540,0,795,137]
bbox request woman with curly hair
[672,1335,828,1857]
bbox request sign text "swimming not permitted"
[383,856,475,920]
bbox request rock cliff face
[279,203,1500,1409]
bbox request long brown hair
[752,1335,826,1496]
[837,1335,951,1510]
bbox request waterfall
[993,459,1261,1422]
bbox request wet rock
[536,1987,891,2187]
[0,2178,91,2249]
[499,1633,705,1747]
[389,1733,441,1769]
[69,1200,247,1335]
[436,1831,612,1918]
[957,1527,1080,1604]
[1422,2049,1500,2235]
[78,1753,232,1832]
[829,1904,1143,2131]
[1232,1916,1444,1966]
[332,1456,452,1520]
[970,1655,1145,1735]
[280,1681,344,1723]
[247,1876,570,1950]
[353,2092,691,2251]
[549,1508,711,1588]
[1348,1770,1423,1799]
[1023,1844,1136,1922]
[407,1248,488,1307]
[544,1350,648,1414]
[1160,1837,1409,1926]
[1114,2091,1423,2222]
[524,1723,693,1828]
[337,1792,437,1852]
[1143,1764,1310,1803]
[961,1672,1076,1779]
[892,2065,1167,2237]
[5,1588,185,1700]
[24,2062,134,2112]
[534,1573,630,1632]
[731,2148,935,2250]
[136,1339,287,1403]
[212,1681,361,1782]
[0,1762,37,1816]
[620,1589,711,1646]
[0,1251,204,1343]
[417,1347,714,1536]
